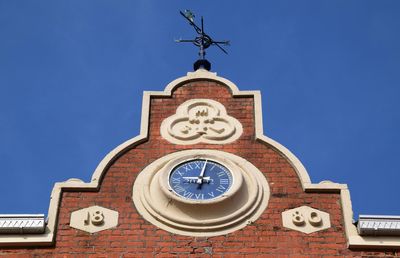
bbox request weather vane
[176,10,230,71]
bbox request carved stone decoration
[282,206,331,234]
[160,99,243,145]
[70,206,118,234]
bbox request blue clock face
[168,159,233,201]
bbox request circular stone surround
[132,149,270,237]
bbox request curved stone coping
[0,69,398,249]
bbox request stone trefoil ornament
[161,99,243,145]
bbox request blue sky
[0,1,399,218]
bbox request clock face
[168,159,233,201]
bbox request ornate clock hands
[197,160,208,185]
[181,160,211,185]
[183,176,211,184]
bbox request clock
[168,159,233,201]
[133,149,270,236]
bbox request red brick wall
[0,80,399,257]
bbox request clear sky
[0,1,399,219]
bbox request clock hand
[183,176,210,184]
[196,160,208,184]
[183,176,210,180]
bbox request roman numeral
[220,179,229,184]
[174,186,185,193]
[171,178,180,184]
[176,170,184,176]
[195,193,204,200]
[216,185,226,193]
[217,171,225,177]
[183,191,194,199]
[207,192,215,198]
[183,164,192,172]
[193,161,201,169]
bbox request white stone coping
[0,69,398,249]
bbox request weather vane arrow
[175,10,230,71]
